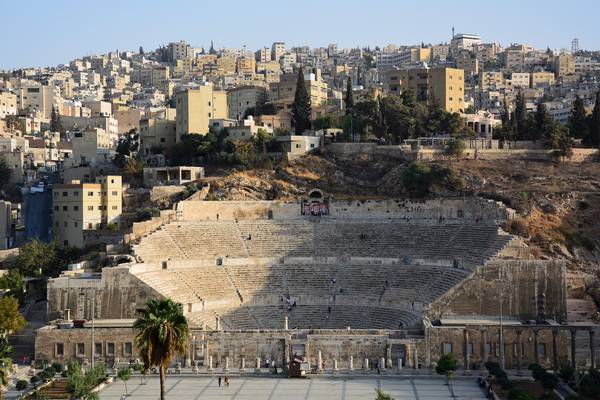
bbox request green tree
[546,124,574,161]
[253,128,272,154]
[0,158,11,190]
[50,106,62,133]
[13,240,79,278]
[374,388,394,400]
[134,299,190,400]
[586,90,600,147]
[0,270,24,295]
[445,138,466,159]
[401,162,432,197]
[345,76,354,115]
[0,296,26,336]
[400,88,416,108]
[514,90,530,140]
[123,157,145,187]
[435,353,459,384]
[66,362,106,400]
[291,67,312,134]
[569,95,589,139]
[533,103,553,142]
[0,336,14,398]
[117,367,132,396]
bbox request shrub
[507,388,535,400]
[51,362,63,373]
[16,379,29,390]
[558,364,576,382]
[508,216,530,237]
[30,375,40,385]
[135,207,160,222]
[445,138,466,158]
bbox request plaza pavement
[99,375,488,400]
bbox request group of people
[217,375,231,387]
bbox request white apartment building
[450,33,482,54]
[0,92,17,118]
[271,42,286,61]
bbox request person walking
[218,376,222,387]
[225,376,230,386]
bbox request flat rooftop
[99,375,487,400]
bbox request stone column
[333,359,338,374]
[413,346,419,369]
[317,351,323,372]
[349,356,354,372]
[364,358,369,371]
[284,316,289,330]
[215,316,220,331]
[570,329,577,368]
[552,329,559,371]
[208,355,213,372]
[590,329,596,369]
[398,358,403,370]
[224,356,229,372]
[380,357,386,371]
[481,329,488,365]
[516,329,523,375]
[240,357,245,373]
[533,329,540,365]
[255,357,261,373]
[463,329,470,373]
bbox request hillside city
[1,30,600,400]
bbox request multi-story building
[450,33,482,55]
[269,69,328,109]
[504,50,526,72]
[271,42,286,61]
[553,54,575,77]
[480,71,506,90]
[384,67,465,113]
[508,72,530,88]
[431,45,450,62]
[0,92,17,119]
[175,85,228,138]
[169,41,190,60]
[139,108,177,156]
[455,51,479,78]
[530,72,556,88]
[255,47,272,63]
[237,57,256,74]
[227,86,268,121]
[216,56,236,75]
[68,128,113,167]
[52,175,122,248]
[16,85,63,119]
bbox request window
[63,221,68,227]
[74,206,79,211]
[88,206,93,211]
[123,342,133,356]
[54,206,59,211]
[538,343,547,357]
[63,240,69,246]
[55,343,64,357]
[88,223,93,229]
[63,206,68,211]
[106,342,115,356]
[443,342,453,354]
[73,191,79,197]
[88,191,94,196]
[95,342,103,356]
[112,206,118,210]
[467,342,474,355]
[76,343,85,356]
[62,191,68,197]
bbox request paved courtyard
[99,375,487,400]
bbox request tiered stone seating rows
[133,219,512,267]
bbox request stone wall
[123,209,177,245]
[46,266,164,320]
[427,260,567,322]
[326,143,600,163]
[176,198,513,222]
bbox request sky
[1,0,599,69]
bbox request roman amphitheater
[35,192,599,374]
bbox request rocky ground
[200,153,600,278]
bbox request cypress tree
[586,90,600,147]
[291,67,312,134]
[534,102,553,142]
[345,76,354,115]
[569,95,589,139]
[514,91,528,140]
[50,106,62,133]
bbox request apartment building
[508,72,530,88]
[69,128,113,167]
[139,108,177,155]
[0,201,14,250]
[255,47,272,63]
[450,33,482,55]
[384,67,465,113]
[0,92,17,118]
[455,51,479,77]
[174,85,228,138]
[16,85,62,119]
[553,54,575,77]
[52,176,123,248]
[269,69,328,109]
[271,42,286,61]
[227,86,268,121]
[236,57,256,74]
[480,71,506,90]
[530,72,556,88]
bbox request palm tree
[134,299,189,400]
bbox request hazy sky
[1,0,599,69]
